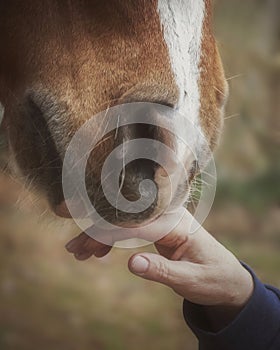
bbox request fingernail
[74,252,92,261]
[131,256,149,274]
[65,241,76,251]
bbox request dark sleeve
[183,264,280,350]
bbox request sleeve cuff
[183,264,280,350]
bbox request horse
[0,0,228,257]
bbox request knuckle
[156,260,170,282]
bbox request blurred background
[0,0,279,349]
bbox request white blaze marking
[157,0,206,155]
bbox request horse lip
[54,198,163,228]
[55,199,91,219]
[54,201,72,218]
[116,211,163,229]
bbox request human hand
[128,210,254,311]
[66,209,253,311]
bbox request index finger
[83,207,190,246]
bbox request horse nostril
[121,159,158,202]
[88,156,159,225]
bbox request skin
[66,209,254,331]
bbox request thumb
[128,253,188,288]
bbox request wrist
[225,265,254,308]
[194,267,254,332]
